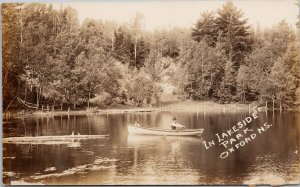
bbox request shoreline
[3,100,298,119]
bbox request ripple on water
[31,163,116,180]
[244,153,299,185]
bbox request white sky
[52,0,299,31]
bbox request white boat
[127,125,204,136]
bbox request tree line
[2,3,173,110]
[175,1,299,109]
[2,2,300,111]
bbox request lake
[3,110,300,185]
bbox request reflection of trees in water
[107,114,128,146]
[10,115,110,137]
[125,136,202,184]
[128,136,197,162]
[3,111,300,184]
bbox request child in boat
[171,117,185,130]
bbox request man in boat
[171,117,185,130]
[133,121,141,127]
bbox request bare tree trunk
[38,86,42,110]
[272,97,275,111]
[111,33,114,52]
[134,35,137,65]
[88,89,91,109]
[208,72,213,97]
[73,98,76,110]
[36,88,39,110]
[280,100,282,112]
[67,91,69,101]
[40,87,42,104]
[4,97,16,120]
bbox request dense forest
[2,2,300,112]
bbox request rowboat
[127,125,204,136]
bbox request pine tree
[114,27,135,66]
[191,11,217,46]
[215,1,252,101]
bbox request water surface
[3,110,300,185]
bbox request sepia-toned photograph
[2,0,300,185]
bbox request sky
[52,0,299,31]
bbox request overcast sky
[52,0,299,31]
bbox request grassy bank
[159,100,251,112]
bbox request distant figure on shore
[133,121,141,127]
[171,117,185,130]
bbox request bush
[125,70,162,107]
[90,93,112,106]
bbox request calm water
[3,110,300,185]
